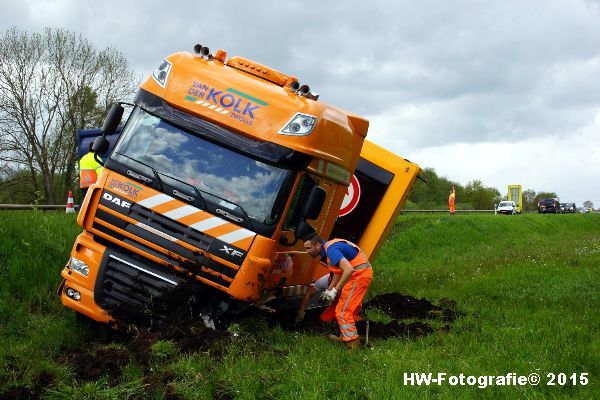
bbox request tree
[464,179,500,210]
[408,167,463,209]
[583,200,594,209]
[0,27,137,204]
[522,188,537,211]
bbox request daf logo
[103,192,131,209]
[219,245,244,258]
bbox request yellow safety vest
[79,152,103,188]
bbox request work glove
[320,287,338,304]
[295,309,306,322]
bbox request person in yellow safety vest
[304,234,372,350]
[80,142,103,199]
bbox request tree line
[405,167,579,211]
[0,27,137,205]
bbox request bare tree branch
[0,27,138,203]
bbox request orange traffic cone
[66,190,75,213]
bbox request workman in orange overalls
[304,234,372,350]
[448,186,456,215]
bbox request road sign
[339,174,361,217]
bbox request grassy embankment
[0,211,599,399]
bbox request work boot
[327,334,344,343]
[345,339,361,350]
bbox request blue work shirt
[321,240,359,267]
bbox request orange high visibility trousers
[335,269,372,342]
[320,298,362,323]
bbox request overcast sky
[3,0,599,204]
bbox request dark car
[561,202,576,213]
[538,198,561,214]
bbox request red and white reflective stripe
[162,204,199,220]
[137,193,173,208]
[135,193,256,247]
[218,229,255,244]
[190,216,228,231]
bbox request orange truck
[58,44,421,324]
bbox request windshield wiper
[156,171,208,210]
[198,190,254,231]
[115,152,164,191]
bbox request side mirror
[101,103,124,135]
[92,136,110,154]
[295,221,315,241]
[302,186,326,220]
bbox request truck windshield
[111,107,293,226]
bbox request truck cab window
[283,173,317,231]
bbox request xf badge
[219,245,244,258]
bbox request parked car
[561,202,576,213]
[497,201,517,215]
[538,198,561,214]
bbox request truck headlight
[152,59,172,88]
[66,287,81,301]
[70,257,89,277]
[279,113,317,136]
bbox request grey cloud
[2,0,599,171]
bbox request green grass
[0,211,599,399]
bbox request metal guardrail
[0,204,80,210]
[401,209,495,213]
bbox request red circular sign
[339,175,361,217]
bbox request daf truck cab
[59,44,421,324]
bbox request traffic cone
[66,190,75,213]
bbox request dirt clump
[0,370,58,400]
[58,344,131,382]
[0,385,34,400]
[129,325,230,365]
[131,372,183,400]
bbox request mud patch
[129,325,230,365]
[365,293,458,322]
[57,345,131,382]
[267,292,458,341]
[0,370,56,400]
[133,372,183,400]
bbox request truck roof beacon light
[279,113,318,136]
[298,84,310,95]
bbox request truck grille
[92,189,241,289]
[94,250,180,313]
